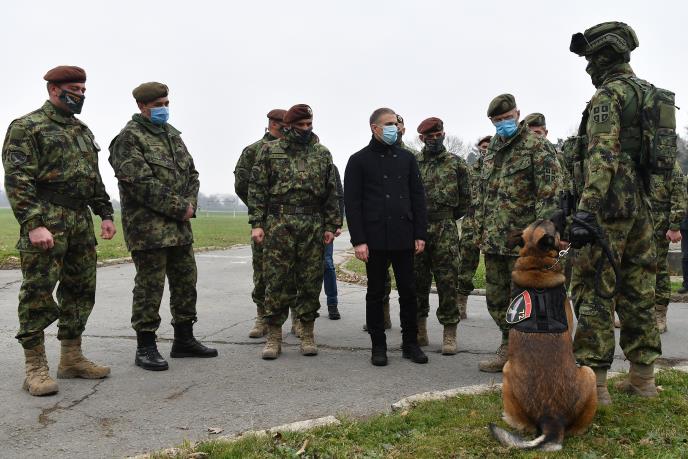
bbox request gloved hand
[569,210,599,249]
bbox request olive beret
[570,21,639,57]
[283,104,313,124]
[417,117,444,135]
[43,66,86,84]
[132,82,169,104]
[267,109,287,121]
[487,94,516,118]
[477,135,492,145]
[524,112,546,127]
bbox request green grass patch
[0,208,251,264]
[161,370,688,458]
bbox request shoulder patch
[591,103,610,124]
[8,126,26,141]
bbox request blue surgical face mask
[381,125,398,145]
[150,106,169,125]
[495,118,518,138]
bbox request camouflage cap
[487,94,516,118]
[569,21,639,56]
[524,112,546,127]
[477,135,492,146]
[283,104,313,124]
[417,117,444,135]
[43,65,86,84]
[267,109,287,121]
[132,82,169,104]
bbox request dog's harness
[506,285,568,334]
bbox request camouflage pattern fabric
[108,114,200,251]
[131,245,198,332]
[248,130,341,326]
[2,101,113,349]
[484,253,517,345]
[458,154,484,296]
[571,63,662,369]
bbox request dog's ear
[506,230,525,249]
[537,234,556,252]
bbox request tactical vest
[506,285,568,334]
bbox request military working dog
[489,220,597,451]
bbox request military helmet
[569,21,639,56]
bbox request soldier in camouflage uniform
[456,135,491,320]
[234,109,301,338]
[477,94,563,373]
[569,22,665,404]
[2,66,114,396]
[109,82,217,371]
[249,104,341,360]
[413,117,470,355]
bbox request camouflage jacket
[649,161,686,231]
[478,124,562,256]
[416,147,470,220]
[248,131,341,232]
[2,101,113,231]
[234,132,277,205]
[108,114,200,251]
[461,153,484,242]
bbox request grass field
[0,208,251,266]
[155,370,688,458]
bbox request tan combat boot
[300,321,318,356]
[290,310,303,338]
[417,317,429,346]
[441,324,458,355]
[23,345,59,396]
[383,301,392,329]
[249,306,268,338]
[615,362,658,397]
[57,338,110,379]
[478,343,508,373]
[594,368,612,406]
[655,304,668,334]
[261,325,282,360]
[457,294,468,320]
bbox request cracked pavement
[0,234,686,458]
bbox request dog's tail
[489,417,564,451]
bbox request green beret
[43,65,86,84]
[524,112,546,127]
[570,21,639,57]
[487,94,516,118]
[132,82,169,104]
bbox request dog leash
[544,243,571,271]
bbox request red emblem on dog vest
[506,290,533,324]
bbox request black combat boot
[170,322,218,358]
[327,304,341,320]
[135,331,169,371]
[402,341,428,364]
[370,333,388,367]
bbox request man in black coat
[344,107,429,366]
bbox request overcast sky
[2,0,686,197]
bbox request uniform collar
[42,100,83,126]
[492,123,527,151]
[132,113,180,136]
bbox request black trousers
[365,249,418,345]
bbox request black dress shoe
[170,322,218,358]
[371,346,388,366]
[402,343,428,364]
[135,346,169,371]
[328,304,341,320]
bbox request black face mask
[291,127,313,144]
[425,135,445,154]
[58,89,85,114]
[585,50,624,88]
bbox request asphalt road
[0,235,686,458]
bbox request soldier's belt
[36,188,87,210]
[427,210,454,222]
[268,204,320,215]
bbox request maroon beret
[267,109,287,121]
[43,65,86,84]
[417,117,444,135]
[478,135,492,145]
[283,104,313,124]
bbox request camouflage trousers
[414,219,460,325]
[15,207,97,349]
[262,214,324,326]
[652,214,671,308]
[571,204,661,369]
[131,244,198,332]
[457,220,480,296]
[251,239,266,308]
[484,253,517,345]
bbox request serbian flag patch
[506,290,533,324]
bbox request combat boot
[441,324,458,355]
[383,301,392,329]
[402,342,429,364]
[135,331,168,371]
[248,306,268,338]
[300,320,318,356]
[370,333,388,366]
[327,304,341,320]
[417,317,429,346]
[262,325,282,360]
[616,362,659,398]
[23,345,59,396]
[457,294,468,320]
[291,314,303,338]
[594,368,612,406]
[170,322,218,358]
[57,337,110,379]
[655,304,668,334]
[478,343,508,373]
